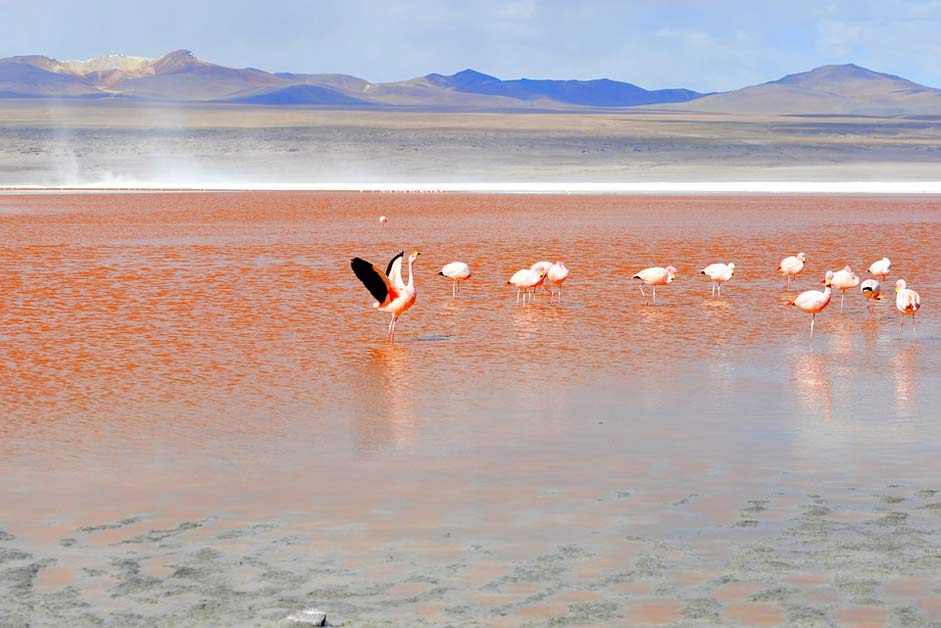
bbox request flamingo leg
[810,313,815,341]
[558,285,563,303]
[840,291,845,313]
[387,315,395,342]
[652,285,657,305]
[718,283,722,297]
[516,288,521,306]
[898,317,904,340]
[786,274,790,291]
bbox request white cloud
[498,0,537,19]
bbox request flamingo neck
[406,257,415,289]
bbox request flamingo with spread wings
[351,250,421,342]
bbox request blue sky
[3,1,941,91]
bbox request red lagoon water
[1,192,940,621]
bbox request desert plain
[3,101,941,188]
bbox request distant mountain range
[0,50,703,109]
[2,49,940,116]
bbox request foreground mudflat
[1,192,940,626]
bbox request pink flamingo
[351,250,420,342]
[439,261,471,297]
[379,215,388,225]
[778,252,806,291]
[701,262,735,297]
[827,265,859,313]
[508,267,547,306]
[547,261,570,301]
[868,257,890,281]
[787,270,833,341]
[860,279,881,312]
[530,261,553,299]
[633,266,677,306]
[895,279,921,339]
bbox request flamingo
[895,279,921,339]
[860,279,881,312]
[351,250,420,342]
[633,266,677,306]
[439,261,472,297]
[547,261,570,302]
[530,261,554,298]
[778,252,806,291]
[379,215,387,225]
[827,265,859,313]
[787,270,833,341]
[868,257,890,281]
[701,262,735,297]
[508,267,547,306]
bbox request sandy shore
[3,485,941,626]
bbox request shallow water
[1,192,940,625]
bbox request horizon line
[5,181,941,195]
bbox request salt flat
[3,101,941,189]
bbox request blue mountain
[227,84,372,106]
[425,69,703,107]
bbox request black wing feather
[351,257,390,303]
[386,251,404,278]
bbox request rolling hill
[670,64,941,116]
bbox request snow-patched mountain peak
[60,54,154,76]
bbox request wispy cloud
[654,27,716,47]
[498,0,537,19]
[816,20,873,54]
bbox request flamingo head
[409,250,421,262]
[896,279,906,292]
[666,266,677,282]
[824,270,834,287]
[728,262,735,274]
[842,265,852,272]
[539,269,548,278]
[379,215,387,224]
[798,252,807,262]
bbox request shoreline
[5,180,941,195]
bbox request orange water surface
[1,192,940,623]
